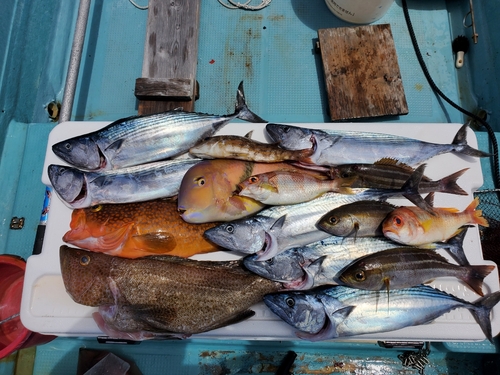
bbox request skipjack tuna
[52,82,265,171]
[244,229,469,290]
[48,158,201,209]
[266,123,489,167]
[263,285,500,342]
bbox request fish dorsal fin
[244,131,254,139]
[374,157,412,170]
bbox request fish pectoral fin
[104,139,124,153]
[97,222,135,251]
[131,231,177,253]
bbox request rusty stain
[297,361,358,374]
[199,350,235,358]
[415,83,424,91]
[268,14,285,21]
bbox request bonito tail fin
[234,81,267,123]
[452,123,491,158]
[469,291,500,343]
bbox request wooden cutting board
[318,24,408,121]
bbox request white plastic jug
[325,0,395,24]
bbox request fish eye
[393,216,403,226]
[80,255,91,266]
[341,172,351,178]
[196,178,205,186]
[249,176,259,183]
[90,205,102,212]
[64,143,72,150]
[328,216,339,225]
[285,297,295,307]
[265,258,274,265]
[225,224,234,233]
[354,270,365,281]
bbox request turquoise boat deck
[1,0,499,373]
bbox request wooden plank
[136,0,200,114]
[135,78,193,100]
[318,24,408,121]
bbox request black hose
[401,0,500,189]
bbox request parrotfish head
[263,292,326,334]
[52,135,104,171]
[59,246,114,306]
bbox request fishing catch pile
[52,84,500,341]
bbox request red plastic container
[0,255,55,359]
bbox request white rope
[218,0,272,11]
[129,0,148,10]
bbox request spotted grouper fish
[63,199,220,258]
[60,246,281,340]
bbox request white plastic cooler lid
[21,121,500,342]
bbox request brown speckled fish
[60,246,282,340]
[63,199,219,258]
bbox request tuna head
[48,164,92,208]
[52,135,102,171]
[263,291,326,335]
[265,123,313,150]
[60,246,114,306]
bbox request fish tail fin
[438,168,469,195]
[234,81,267,123]
[469,291,500,343]
[466,197,490,227]
[452,124,491,158]
[463,265,495,296]
[442,226,470,266]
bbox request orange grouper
[177,159,327,223]
[63,199,220,258]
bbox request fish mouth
[255,232,274,261]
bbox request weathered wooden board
[136,0,200,114]
[318,24,408,121]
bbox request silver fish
[205,190,386,261]
[48,158,200,208]
[263,285,500,342]
[205,166,430,261]
[244,229,469,290]
[52,82,265,171]
[265,123,489,167]
[243,236,402,289]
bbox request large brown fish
[63,199,219,258]
[60,246,281,340]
